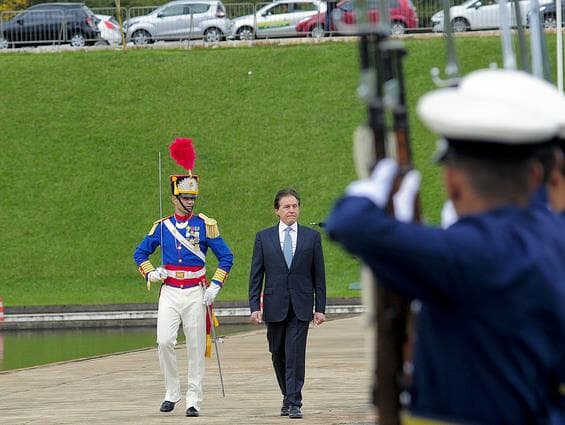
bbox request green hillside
[0,36,552,306]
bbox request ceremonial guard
[133,138,233,417]
[325,70,565,424]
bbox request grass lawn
[0,35,558,306]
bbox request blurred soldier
[134,173,233,417]
[547,139,565,214]
[455,69,565,215]
[443,69,565,217]
[325,69,565,424]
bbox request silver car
[430,0,551,32]
[231,0,326,40]
[124,0,233,44]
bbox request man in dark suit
[249,188,326,420]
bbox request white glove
[346,158,398,208]
[147,267,167,290]
[441,200,458,228]
[393,169,421,223]
[203,282,221,306]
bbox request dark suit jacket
[249,224,326,322]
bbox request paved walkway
[0,315,376,425]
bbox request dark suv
[0,3,101,49]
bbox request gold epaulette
[148,216,171,236]
[198,213,220,238]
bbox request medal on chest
[188,226,200,251]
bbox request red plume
[169,138,196,171]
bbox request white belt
[166,268,206,280]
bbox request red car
[296,0,418,37]
[295,7,336,38]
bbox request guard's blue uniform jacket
[134,213,233,287]
[531,186,550,211]
[325,196,565,425]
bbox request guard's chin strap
[176,196,194,215]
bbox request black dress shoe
[186,406,200,417]
[160,400,176,412]
[280,405,290,416]
[289,406,303,419]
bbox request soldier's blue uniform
[326,69,565,425]
[326,198,565,424]
[134,213,233,287]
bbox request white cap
[417,69,562,148]
[460,69,565,140]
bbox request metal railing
[0,0,560,50]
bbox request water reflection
[0,323,256,372]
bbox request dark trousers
[266,303,310,408]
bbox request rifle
[353,3,420,423]
[498,0,517,70]
[511,0,530,73]
[431,0,460,87]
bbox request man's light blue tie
[283,227,293,268]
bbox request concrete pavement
[0,315,376,425]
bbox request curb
[0,298,365,330]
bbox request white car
[96,15,123,46]
[231,0,326,40]
[123,0,233,44]
[431,0,551,32]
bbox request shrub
[0,0,29,13]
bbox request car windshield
[460,0,481,6]
[338,0,402,11]
[81,6,96,18]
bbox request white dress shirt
[278,221,297,255]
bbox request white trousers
[157,284,206,410]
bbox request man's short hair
[274,188,301,209]
[535,144,560,183]
[443,152,534,202]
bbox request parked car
[297,0,418,37]
[537,1,565,27]
[295,6,337,38]
[123,0,232,45]
[0,2,101,49]
[95,14,122,45]
[431,0,551,32]
[231,0,326,40]
[333,0,418,35]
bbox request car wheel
[390,21,406,35]
[310,24,325,39]
[237,26,254,41]
[451,18,469,32]
[544,14,557,29]
[0,37,10,49]
[70,33,86,47]
[204,27,222,43]
[132,30,152,45]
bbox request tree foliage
[0,0,29,13]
